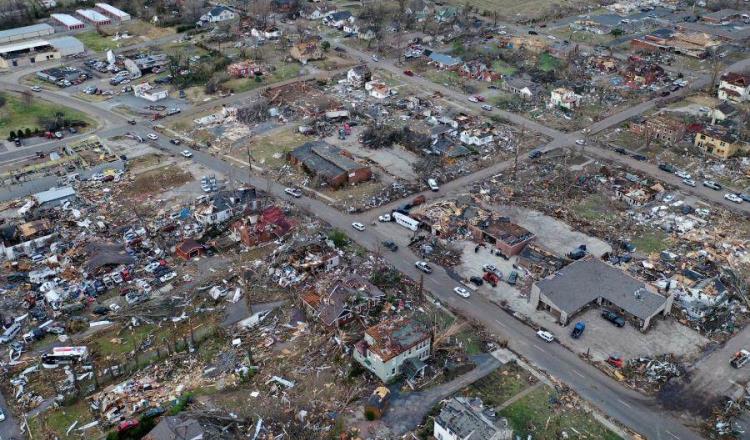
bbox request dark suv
[601,310,626,327]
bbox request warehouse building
[49,36,85,57]
[95,3,131,21]
[0,40,59,69]
[0,23,55,45]
[76,9,112,26]
[51,13,86,30]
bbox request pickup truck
[601,310,626,327]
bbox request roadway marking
[532,344,545,352]
[617,398,632,409]
[665,430,679,439]
[494,319,507,328]
[572,370,585,378]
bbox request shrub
[8,130,15,140]
[327,229,349,248]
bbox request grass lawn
[223,62,302,93]
[467,365,533,407]
[575,193,618,223]
[28,400,103,439]
[537,53,562,72]
[501,385,622,439]
[492,59,517,76]
[0,92,95,139]
[76,31,121,52]
[443,0,598,21]
[92,324,157,356]
[247,127,308,169]
[631,230,671,255]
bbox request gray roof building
[434,397,513,440]
[0,23,54,45]
[531,258,673,331]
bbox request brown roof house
[468,212,535,257]
[230,205,292,247]
[288,141,372,188]
[290,40,324,64]
[301,274,385,328]
[175,239,205,260]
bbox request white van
[427,178,439,191]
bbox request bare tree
[182,0,205,24]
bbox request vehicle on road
[536,330,554,342]
[731,349,750,368]
[506,270,518,285]
[147,133,159,140]
[31,85,41,92]
[631,154,647,161]
[571,322,585,339]
[427,178,439,191]
[127,120,136,125]
[371,55,379,62]
[454,287,470,298]
[351,222,366,231]
[601,310,626,327]
[740,193,750,203]
[180,150,192,158]
[703,180,722,190]
[170,139,182,145]
[575,139,585,146]
[284,187,302,198]
[403,69,414,76]
[415,261,432,274]
[725,193,743,204]
[481,104,493,111]
[658,163,676,173]
[378,213,391,222]
[382,240,398,252]
[469,276,484,286]
[614,147,627,154]
[675,170,691,179]
[682,178,696,187]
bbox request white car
[31,86,42,92]
[352,222,366,231]
[675,170,691,179]
[147,133,159,140]
[575,139,586,146]
[378,213,391,222]
[284,187,302,198]
[536,330,555,343]
[725,193,743,204]
[0,407,5,421]
[159,271,177,283]
[454,287,470,298]
[415,261,432,274]
[372,55,379,62]
[663,194,675,203]
[181,150,193,158]
[145,262,161,273]
[482,264,498,274]
[481,104,493,111]
[468,96,479,103]
[682,178,696,187]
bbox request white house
[133,82,167,102]
[434,397,513,440]
[459,130,493,146]
[323,11,354,28]
[549,87,581,110]
[718,72,750,103]
[365,80,390,99]
[199,5,236,24]
[353,317,431,383]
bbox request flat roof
[77,9,110,22]
[49,36,85,51]
[95,3,130,17]
[0,39,53,54]
[51,13,85,27]
[0,24,54,41]
[536,258,667,321]
[33,186,75,204]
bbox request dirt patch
[124,164,193,198]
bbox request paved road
[0,387,22,440]
[149,137,703,440]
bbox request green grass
[631,230,671,255]
[537,52,562,72]
[247,127,308,169]
[223,62,301,93]
[492,59,517,76]
[93,324,156,356]
[0,92,95,139]
[76,31,121,52]
[467,365,533,407]
[28,400,102,439]
[575,193,617,223]
[501,385,622,439]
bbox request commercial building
[49,36,85,57]
[76,9,112,26]
[288,141,372,188]
[0,40,60,69]
[531,258,673,331]
[353,316,431,383]
[434,397,513,440]
[133,82,168,102]
[95,3,131,21]
[469,214,535,257]
[718,72,750,103]
[0,23,54,45]
[51,13,86,30]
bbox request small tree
[8,130,15,140]
[321,40,331,52]
[24,128,32,138]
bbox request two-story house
[718,72,750,103]
[548,87,581,110]
[353,317,431,383]
[199,5,235,24]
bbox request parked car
[658,163,676,173]
[31,85,42,92]
[180,149,192,158]
[0,407,5,421]
[469,276,484,286]
[117,419,140,432]
[127,120,137,125]
[703,180,722,190]
[403,69,414,76]
[415,261,432,274]
[427,178,439,191]
[284,187,302,198]
[170,139,182,145]
[631,154,647,161]
[614,147,627,154]
[682,178,696,187]
[601,310,626,327]
[453,287,470,298]
[731,349,750,368]
[536,330,554,342]
[725,193,743,204]
[675,170,691,179]
[575,139,586,146]
[571,322,585,339]
[378,213,392,222]
[351,222,365,231]
[506,271,518,285]
[147,133,159,140]
[481,104,493,111]
[740,193,750,203]
[382,240,398,252]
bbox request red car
[403,70,414,76]
[474,95,486,102]
[117,419,139,432]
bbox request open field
[444,0,599,22]
[0,92,95,139]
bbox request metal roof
[51,13,85,27]
[95,3,130,18]
[77,9,110,22]
[536,258,667,321]
[49,36,84,52]
[0,24,54,43]
[33,186,76,204]
[0,40,53,54]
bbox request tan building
[0,40,60,69]
[629,114,686,145]
[694,127,747,159]
[290,40,323,64]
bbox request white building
[459,130,493,146]
[365,80,390,99]
[76,9,112,26]
[549,87,581,110]
[353,317,431,383]
[434,397,513,440]
[51,14,86,30]
[199,5,236,24]
[0,24,54,45]
[0,40,60,69]
[133,82,167,102]
[95,3,131,21]
[718,72,750,103]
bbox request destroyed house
[175,239,205,260]
[194,188,257,225]
[144,416,206,440]
[287,243,340,272]
[431,136,470,161]
[517,243,567,277]
[694,126,746,159]
[623,58,665,85]
[629,114,685,145]
[290,40,323,64]
[0,220,57,260]
[469,215,535,257]
[230,205,292,247]
[84,242,135,274]
[531,258,673,331]
[718,72,750,103]
[288,141,371,188]
[354,316,431,383]
[347,64,371,87]
[301,275,384,327]
[434,397,514,440]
